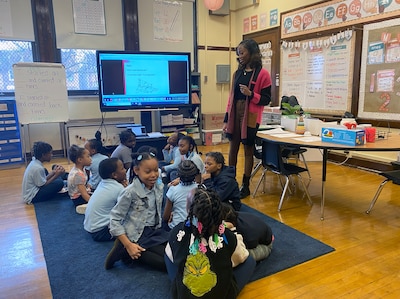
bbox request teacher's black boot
[240,175,250,199]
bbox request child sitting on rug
[67,145,92,214]
[84,133,108,191]
[111,129,136,171]
[202,151,241,211]
[164,187,255,298]
[105,151,169,271]
[84,158,128,242]
[162,160,199,230]
[22,141,66,204]
[161,131,185,183]
[222,203,274,262]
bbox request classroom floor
[2,143,400,298]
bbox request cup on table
[365,127,376,143]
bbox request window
[0,40,33,94]
[60,49,98,93]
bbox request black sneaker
[239,186,250,199]
[105,239,126,270]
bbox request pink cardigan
[225,67,272,142]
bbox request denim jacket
[109,177,164,242]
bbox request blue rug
[35,198,334,299]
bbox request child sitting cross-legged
[22,141,66,204]
[83,158,128,242]
[162,160,199,231]
[202,151,241,211]
[67,145,92,214]
[164,187,256,298]
[222,203,274,262]
[105,151,169,271]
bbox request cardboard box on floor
[202,113,225,130]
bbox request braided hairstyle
[187,187,223,239]
[179,135,200,156]
[86,134,105,155]
[178,160,199,185]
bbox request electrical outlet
[346,151,352,158]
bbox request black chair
[366,170,400,214]
[282,146,311,180]
[252,140,313,211]
[250,138,263,180]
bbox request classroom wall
[197,0,322,114]
[20,0,324,151]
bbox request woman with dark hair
[222,39,272,199]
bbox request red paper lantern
[204,0,224,11]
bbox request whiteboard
[13,62,69,124]
[280,33,355,116]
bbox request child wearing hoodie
[202,151,241,211]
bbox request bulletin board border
[281,0,400,39]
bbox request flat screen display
[97,51,191,111]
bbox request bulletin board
[13,62,69,124]
[279,32,355,115]
[358,18,400,121]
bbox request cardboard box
[202,113,225,130]
[321,127,365,146]
[202,129,223,146]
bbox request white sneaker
[76,204,87,215]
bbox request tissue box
[321,127,365,146]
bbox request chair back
[262,141,284,172]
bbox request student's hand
[125,242,146,260]
[168,177,180,187]
[222,123,227,133]
[53,165,65,177]
[164,144,171,150]
[202,173,211,181]
[121,179,129,187]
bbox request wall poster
[280,31,355,115]
[358,18,400,120]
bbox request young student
[111,129,136,171]
[161,131,184,181]
[83,158,128,242]
[222,203,274,262]
[84,136,108,191]
[22,141,66,204]
[67,145,92,214]
[162,160,199,230]
[128,145,159,184]
[176,135,204,182]
[202,151,241,211]
[105,151,169,271]
[165,187,255,298]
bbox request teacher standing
[222,39,272,198]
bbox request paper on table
[258,127,288,135]
[292,136,321,142]
[272,133,301,138]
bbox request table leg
[321,148,328,220]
